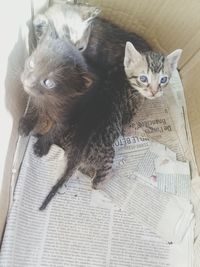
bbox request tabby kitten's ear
[167,49,182,72]
[33,14,49,41]
[124,41,143,68]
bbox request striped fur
[146,52,165,73]
[124,42,182,99]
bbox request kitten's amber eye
[42,79,55,89]
[139,75,148,83]
[160,76,168,84]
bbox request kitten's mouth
[141,91,155,99]
[145,93,162,100]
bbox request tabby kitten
[124,42,182,99]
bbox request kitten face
[21,38,92,99]
[34,3,100,51]
[124,42,182,99]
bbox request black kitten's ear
[82,74,94,89]
[33,14,49,41]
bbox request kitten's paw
[92,177,106,190]
[33,140,50,157]
[79,167,96,178]
[92,171,113,189]
[18,117,32,136]
[92,180,100,190]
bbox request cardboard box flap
[87,0,200,68]
[182,50,200,171]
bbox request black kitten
[84,17,151,70]
[19,35,93,156]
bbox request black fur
[19,37,95,157]
[84,17,151,70]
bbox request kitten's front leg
[79,166,96,178]
[33,135,52,157]
[19,112,38,136]
[91,146,115,189]
[33,124,63,157]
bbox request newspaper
[127,90,185,161]
[0,137,193,267]
[0,72,195,266]
[155,157,191,198]
[134,142,176,184]
[103,140,193,243]
[167,72,200,266]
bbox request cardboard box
[0,0,200,241]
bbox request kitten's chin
[145,96,157,100]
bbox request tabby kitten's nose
[150,87,158,97]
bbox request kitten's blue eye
[139,75,148,83]
[42,79,55,89]
[160,76,168,84]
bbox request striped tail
[39,153,80,210]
